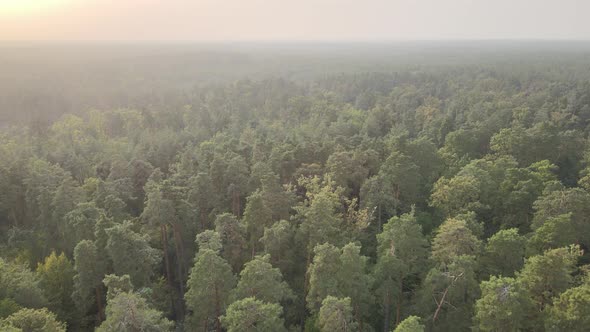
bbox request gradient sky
[1,0,589,41]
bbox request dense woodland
[1,43,590,331]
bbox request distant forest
[1,42,590,331]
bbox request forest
[1,42,590,331]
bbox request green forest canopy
[1,41,590,331]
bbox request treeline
[1,60,590,331]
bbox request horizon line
[2,38,590,44]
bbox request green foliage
[378,151,421,214]
[375,211,428,331]
[0,298,21,319]
[418,255,480,331]
[482,228,526,277]
[185,249,236,331]
[221,297,287,332]
[242,191,274,254]
[96,291,173,332]
[431,217,481,264]
[307,243,342,314]
[545,282,590,331]
[307,242,372,328]
[105,221,162,288]
[195,229,222,253]
[394,315,425,332]
[64,202,106,251]
[103,274,133,301]
[517,246,582,313]
[474,276,533,332]
[0,308,66,332]
[215,213,248,272]
[2,47,590,330]
[233,254,294,303]
[0,258,47,309]
[297,177,347,253]
[318,296,357,332]
[260,220,297,276]
[338,243,373,327]
[532,185,590,249]
[36,252,76,324]
[72,239,105,326]
[527,214,578,255]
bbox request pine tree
[36,252,76,325]
[233,254,294,304]
[185,249,236,331]
[375,211,428,330]
[318,296,358,332]
[221,297,287,332]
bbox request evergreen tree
[105,221,161,288]
[185,249,236,331]
[36,252,76,325]
[73,240,105,322]
[318,296,358,332]
[233,254,294,304]
[242,191,274,256]
[96,291,173,332]
[221,297,287,332]
[545,282,590,331]
[215,213,248,272]
[0,308,66,332]
[481,228,526,277]
[394,316,425,332]
[306,243,342,314]
[517,245,582,325]
[474,276,533,331]
[374,211,428,330]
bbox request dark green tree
[105,221,161,288]
[374,211,428,330]
[474,276,533,332]
[185,249,236,331]
[318,296,357,332]
[221,297,287,332]
[233,254,294,304]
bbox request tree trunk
[433,273,462,323]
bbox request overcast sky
[1,0,589,41]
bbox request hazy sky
[1,0,589,41]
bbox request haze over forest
[1,0,590,41]
[2,1,590,332]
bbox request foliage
[474,276,533,331]
[394,315,425,332]
[2,46,590,330]
[318,296,358,332]
[96,291,173,332]
[221,297,287,332]
[0,308,66,332]
[233,254,294,303]
[184,249,236,331]
[36,252,76,324]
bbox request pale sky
[1,0,589,41]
